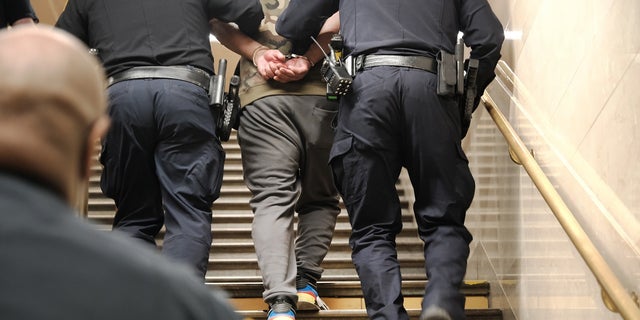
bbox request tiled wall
[469,0,640,319]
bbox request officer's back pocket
[329,135,364,206]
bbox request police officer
[277,1,504,319]
[0,0,38,28]
[0,26,241,320]
[56,0,263,279]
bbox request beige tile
[552,0,640,155]
[516,2,597,122]
[510,0,545,46]
[488,0,514,28]
[577,53,640,239]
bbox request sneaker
[419,306,452,320]
[296,284,329,311]
[267,296,296,320]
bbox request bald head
[0,26,109,201]
[0,26,107,122]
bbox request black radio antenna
[310,36,332,62]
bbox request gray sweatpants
[238,95,340,304]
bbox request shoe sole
[267,315,296,320]
[297,300,320,311]
[297,291,320,311]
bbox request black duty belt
[353,54,437,74]
[107,66,211,91]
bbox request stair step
[85,198,411,211]
[222,280,500,320]
[207,238,423,254]
[212,280,490,299]
[209,226,420,242]
[86,209,417,226]
[236,308,502,319]
[206,274,430,284]
[88,174,247,184]
[207,253,426,270]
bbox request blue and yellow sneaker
[267,296,296,320]
[296,284,329,311]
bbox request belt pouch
[436,50,457,96]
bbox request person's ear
[82,115,110,180]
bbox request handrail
[481,93,640,320]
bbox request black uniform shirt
[0,0,39,27]
[56,0,263,77]
[277,0,504,95]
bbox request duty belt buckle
[344,55,355,76]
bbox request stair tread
[206,274,429,283]
[237,308,502,319]
[213,280,490,298]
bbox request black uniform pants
[329,66,474,320]
[100,79,224,279]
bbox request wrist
[251,45,268,67]
[289,53,314,67]
[299,55,314,67]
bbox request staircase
[87,132,503,319]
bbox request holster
[459,59,479,138]
[436,43,480,138]
[209,59,241,142]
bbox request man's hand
[273,56,312,83]
[254,49,287,80]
